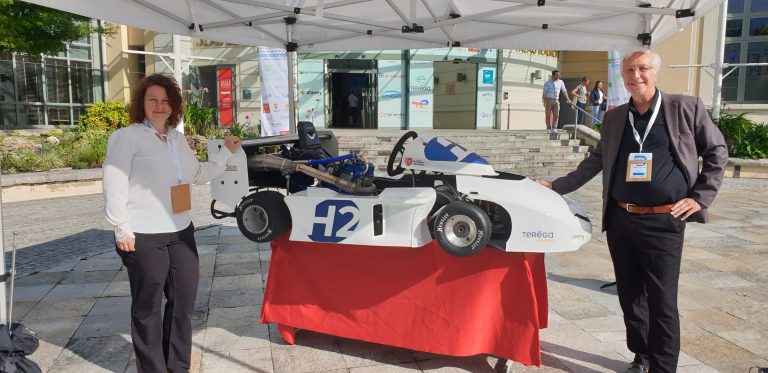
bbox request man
[537,48,727,373]
[571,76,589,125]
[348,89,360,127]
[542,70,571,134]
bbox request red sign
[217,67,233,127]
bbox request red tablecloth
[260,233,548,366]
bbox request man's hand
[534,178,553,189]
[116,237,136,252]
[224,136,242,153]
[671,197,701,220]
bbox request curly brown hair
[129,74,183,128]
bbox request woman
[570,76,589,125]
[589,80,606,126]
[103,74,241,372]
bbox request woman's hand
[116,237,136,252]
[224,136,242,153]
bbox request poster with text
[217,67,233,127]
[258,47,290,135]
[607,51,630,109]
[408,61,433,128]
[377,60,405,128]
[476,63,497,128]
[297,59,325,127]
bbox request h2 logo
[308,200,360,243]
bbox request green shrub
[184,102,215,138]
[59,126,110,169]
[1,148,65,173]
[716,112,768,159]
[79,101,130,130]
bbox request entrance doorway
[327,59,376,128]
[433,61,477,129]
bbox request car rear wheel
[236,190,291,242]
[432,201,492,257]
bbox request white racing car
[209,122,592,256]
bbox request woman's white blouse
[103,124,233,239]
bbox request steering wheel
[386,131,418,177]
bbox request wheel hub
[242,205,269,234]
[443,214,478,248]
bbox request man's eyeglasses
[623,66,654,75]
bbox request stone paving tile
[46,359,129,373]
[42,282,108,301]
[206,305,262,328]
[59,269,119,284]
[72,313,131,338]
[416,355,498,372]
[89,296,131,316]
[269,330,347,372]
[102,280,131,297]
[24,298,97,320]
[21,317,84,340]
[208,288,263,308]
[211,273,263,291]
[14,284,55,302]
[202,324,271,352]
[71,258,124,272]
[9,300,37,322]
[336,338,416,368]
[200,348,273,373]
[214,261,261,276]
[350,363,422,372]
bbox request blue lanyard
[144,120,183,183]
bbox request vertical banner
[217,67,234,127]
[476,63,497,128]
[297,59,325,127]
[377,60,405,128]
[408,61,433,128]
[258,47,290,135]
[607,51,630,109]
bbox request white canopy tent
[23,0,720,52]
[1,0,725,324]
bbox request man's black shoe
[626,354,649,373]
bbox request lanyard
[144,120,183,183]
[628,92,662,153]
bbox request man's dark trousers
[605,203,686,373]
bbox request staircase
[331,129,590,178]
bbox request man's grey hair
[621,47,661,73]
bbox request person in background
[536,48,727,373]
[590,80,606,126]
[571,76,589,125]
[348,89,360,127]
[103,74,242,373]
[541,70,571,134]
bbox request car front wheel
[236,191,291,243]
[432,201,492,257]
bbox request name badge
[626,153,652,182]
[170,183,192,213]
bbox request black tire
[386,131,418,177]
[433,201,492,257]
[236,191,291,243]
[427,186,456,234]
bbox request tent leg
[287,50,297,134]
[712,0,728,120]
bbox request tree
[0,0,115,57]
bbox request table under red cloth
[260,233,548,366]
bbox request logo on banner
[482,70,494,84]
[309,200,360,243]
[380,90,402,99]
[405,157,413,166]
[411,99,430,109]
[480,112,493,118]
[262,103,270,113]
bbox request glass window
[729,0,745,13]
[744,42,768,101]
[21,104,44,126]
[45,59,71,103]
[752,0,768,12]
[727,19,744,37]
[723,43,741,101]
[0,58,14,102]
[16,57,43,102]
[0,103,16,127]
[47,106,71,125]
[70,45,91,60]
[750,18,768,36]
[71,61,93,103]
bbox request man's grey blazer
[552,92,729,231]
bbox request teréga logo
[308,200,360,243]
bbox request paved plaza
[3,178,768,372]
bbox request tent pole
[173,34,186,134]
[0,171,7,326]
[286,20,297,134]
[712,0,728,120]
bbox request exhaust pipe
[247,154,376,194]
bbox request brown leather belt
[617,201,674,214]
